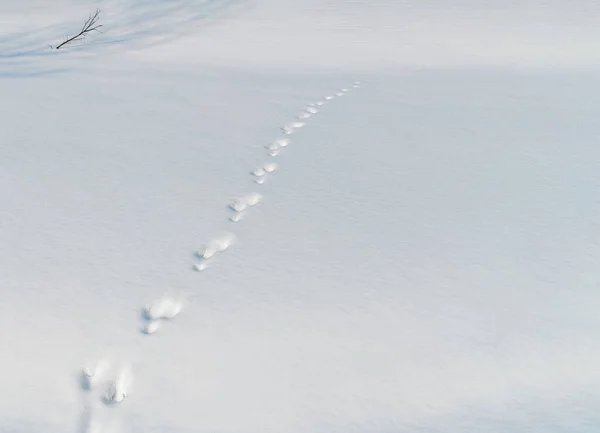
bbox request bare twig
[54,9,102,50]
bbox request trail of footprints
[77,80,361,430]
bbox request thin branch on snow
[53,9,103,50]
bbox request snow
[141,320,160,335]
[252,167,267,177]
[1,0,600,432]
[144,296,184,321]
[263,162,278,174]
[103,364,133,405]
[267,138,291,151]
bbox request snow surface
[2,0,600,432]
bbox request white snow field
[2,0,600,432]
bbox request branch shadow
[0,0,245,78]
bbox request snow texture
[1,0,599,432]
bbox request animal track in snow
[253,162,278,178]
[140,294,186,334]
[104,365,133,405]
[252,167,267,177]
[263,162,278,173]
[196,233,237,266]
[79,357,133,410]
[252,162,278,184]
[142,320,161,334]
[81,360,110,391]
[281,121,306,135]
[227,192,261,224]
[198,243,218,259]
[229,198,248,212]
[245,192,262,206]
[143,295,184,321]
[214,233,236,252]
[229,193,262,213]
[266,137,290,156]
[193,260,211,271]
[230,212,245,222]
[266,146,280,156]
[266,137,290,150]
[79,79,363,428]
